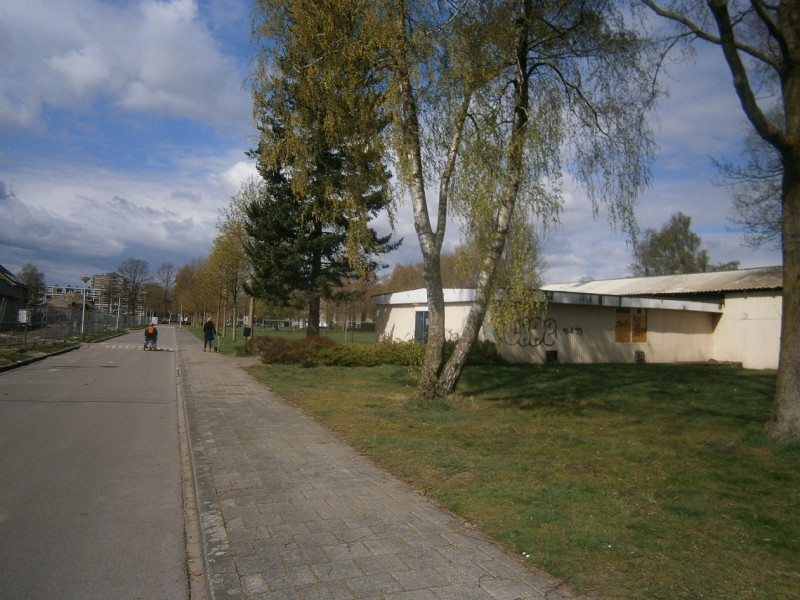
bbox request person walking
[203,317,217,352]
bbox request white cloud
[0,181,125,259]
[217,160,259,194]
[0,0,250,133]
[0,147,250,283]
[47,44,111,97]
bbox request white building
[372,266,782,370]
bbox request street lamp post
[80,276,90,338]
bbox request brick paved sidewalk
[177,329,578,600]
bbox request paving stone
[383,590,439,600]
[309,559,365,581]
[345,572,404,597]
[178,329,580,600]
[264,565,318,591]
[293,579,355,599]
[391,567,450,591]
[354,553,409,576]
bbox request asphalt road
[0,327,189,599]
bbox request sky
[0,0,782,289]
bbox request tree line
[13,205,739,327]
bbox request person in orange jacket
[144,323,158,350]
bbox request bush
[372,340,426,366]
[316,344,377,367]
[250,336,424,367]
[331,339,423,367]
[250,335,503,368]
[251,335,337,366]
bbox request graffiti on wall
[502,318,586,347]
[502,318,557,347]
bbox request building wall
[374,290,782,369]
[496,304,716,365]
[712,292,781,369]
[374,304,415,341]
[375,302,483,342]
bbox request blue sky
[0,0,782,288]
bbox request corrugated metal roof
[542,266,782,296]
[372,288,477,305]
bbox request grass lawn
[245,361,799,600]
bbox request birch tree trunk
[435,0,531,397]
[770,141,800,439]
[708,0,800,439]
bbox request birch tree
[174,259,214,324]
[206,217,252,342]
[642,0,800,440]
[252,0,657,398]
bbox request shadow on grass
[457,363,777,423]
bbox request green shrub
[250,335,503,367]
[317,344,376,367]
[311,339,425,367]
[251,335,337,365]
[372,340,426,366]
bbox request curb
[0,332,131,374]
[0,345,81,373]
[178,346,244,600]
[176,353,210,600]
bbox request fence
[0,305,142,347]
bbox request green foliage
[632,212,709,276]
[250,335,336,366]
[16,262,45,303]
[631,211,741,276]
[248,1,399,335]
[367,340,427,367]
[206,216,251,320]
[248,335,506,368]
[252,1,659,395]
[250,335,426,367]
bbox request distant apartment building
[44,273,146,318]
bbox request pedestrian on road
[203,317,217,352]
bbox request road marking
[100,345,175,351]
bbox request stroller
[143,324,158,351]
